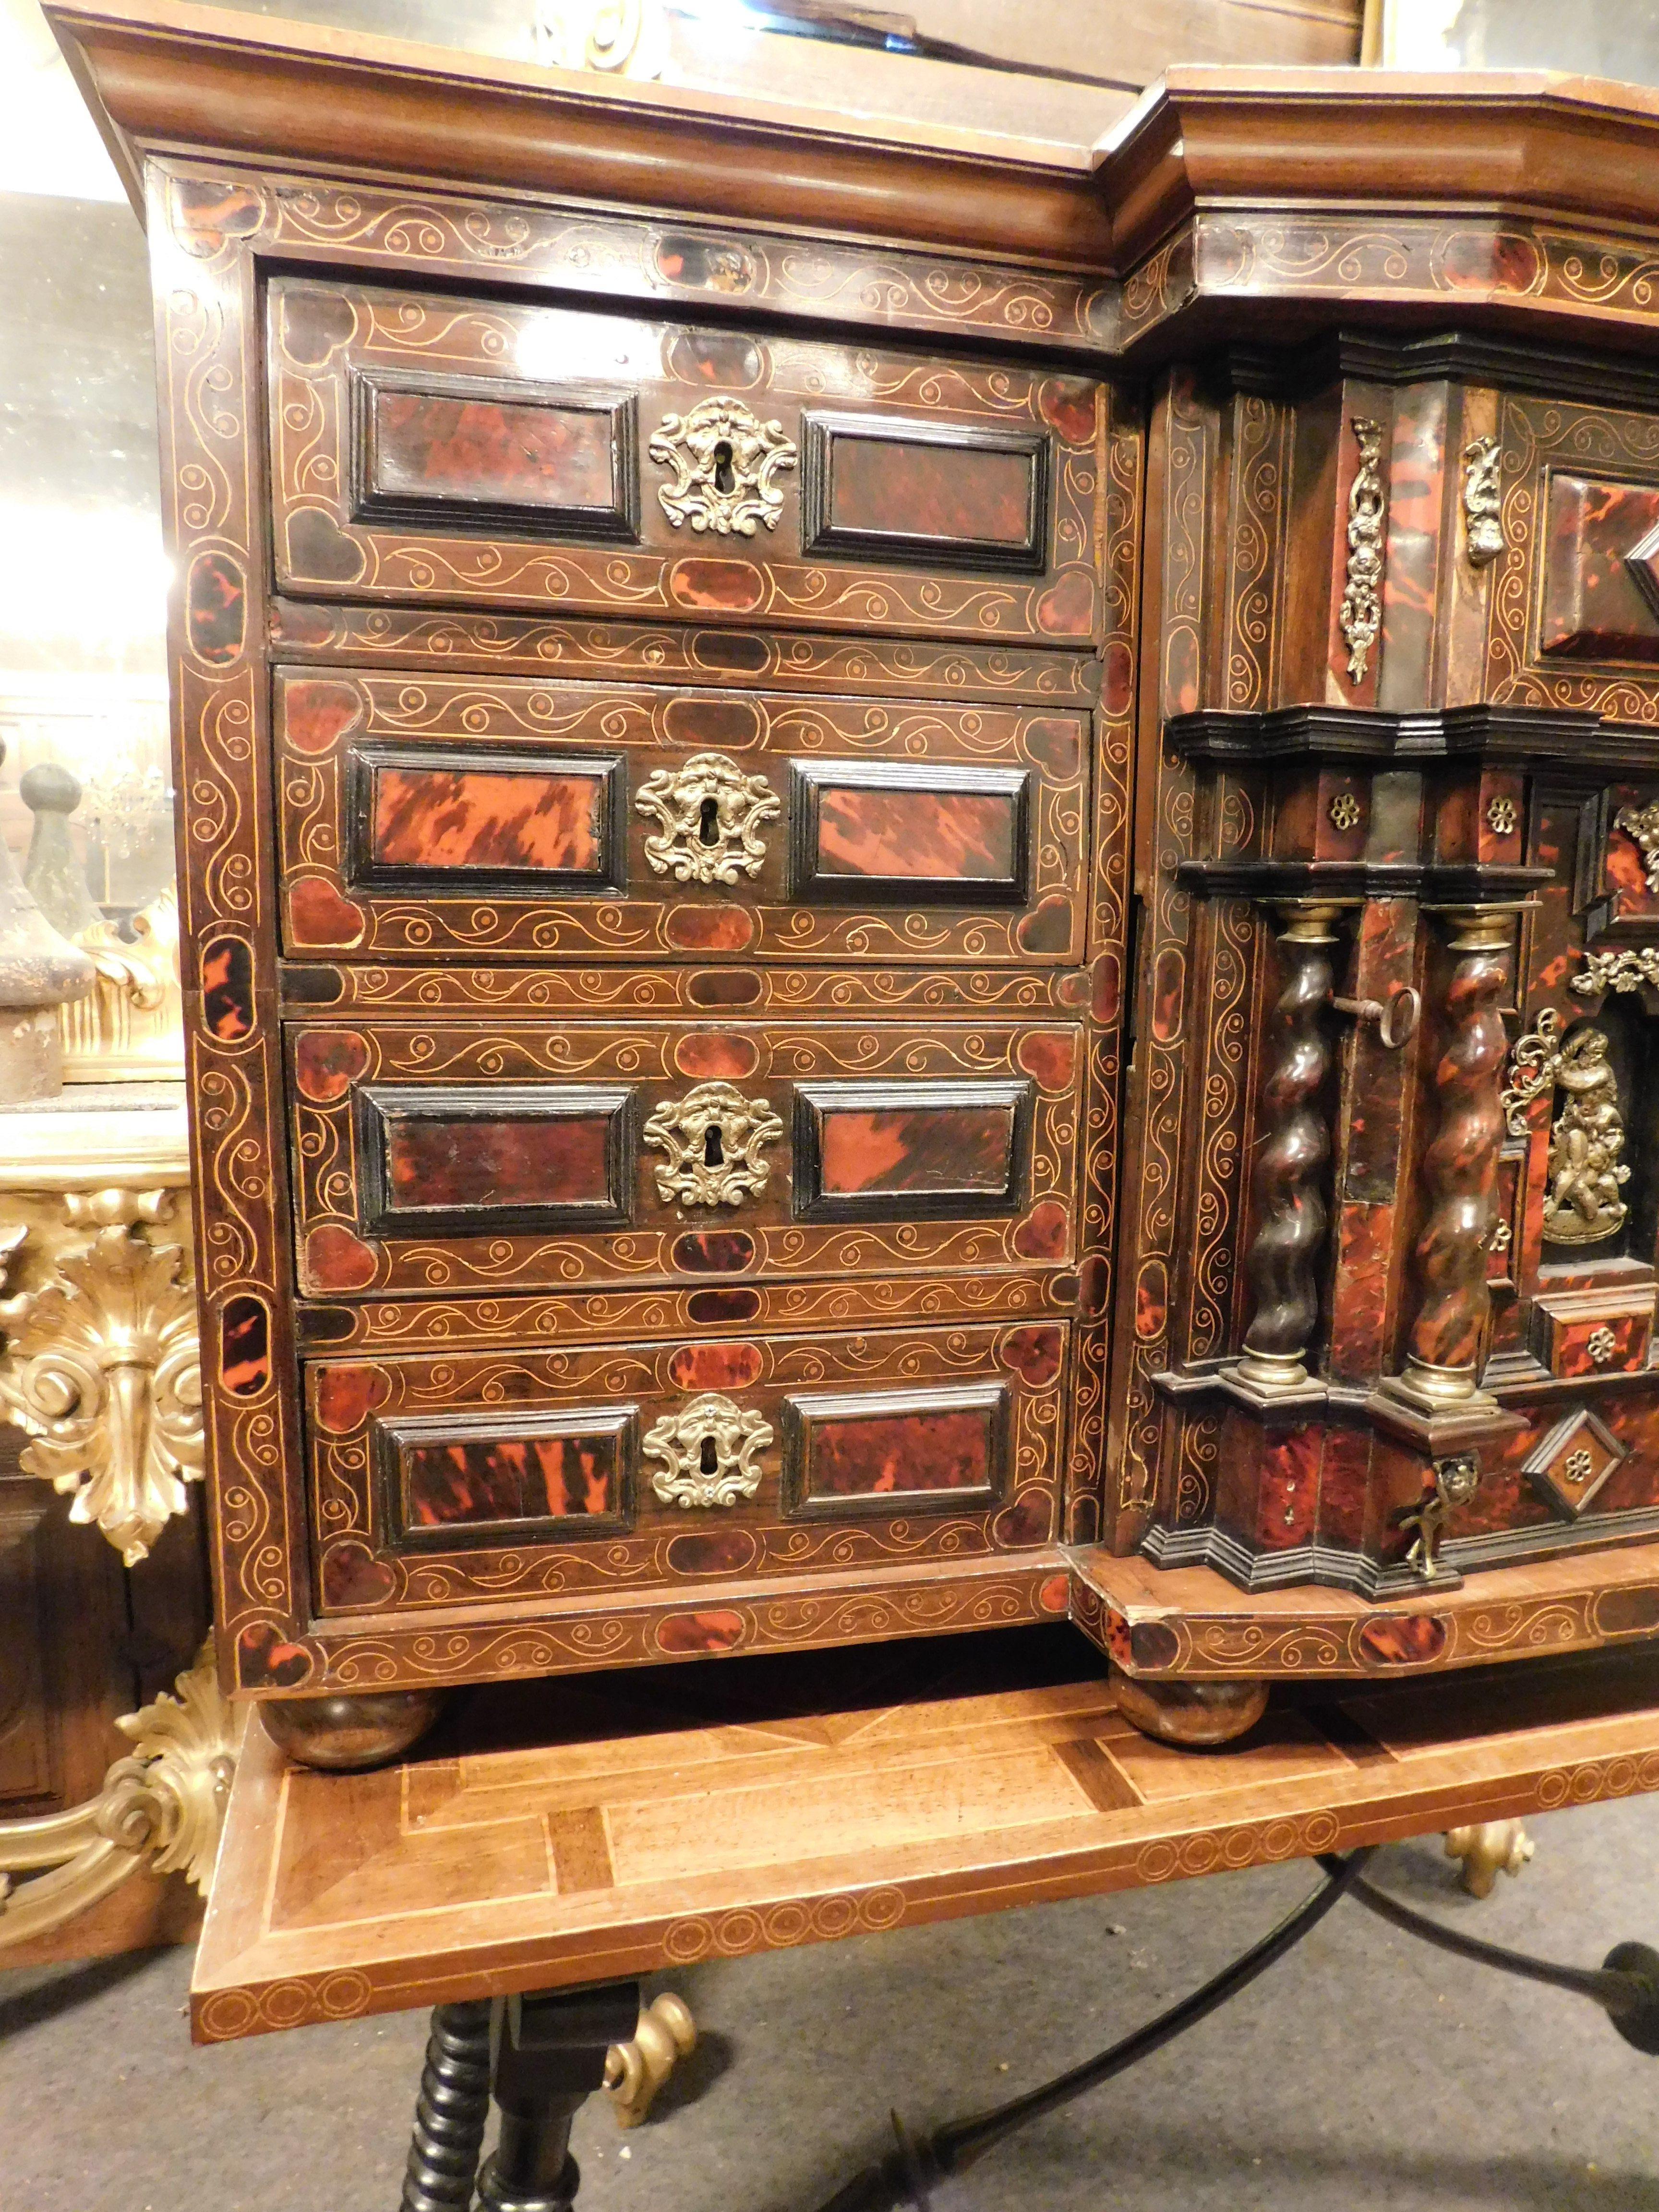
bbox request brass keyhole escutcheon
[635,752,780,887]
[643,1081,782,1208]
[648,397,798,537]
[644,1393,772,1510]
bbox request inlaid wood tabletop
[191,1627,1659,2044]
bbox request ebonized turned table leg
[401,2000,494,2212]
[477,1983,642,2212]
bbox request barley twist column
[1392,904,1519,1409]
[1234,901,1344,1395]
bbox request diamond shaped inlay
[1523,1404,1628,1518]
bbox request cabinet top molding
[47,0,1659,290]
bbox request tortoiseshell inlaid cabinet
[53,0,1659,1757]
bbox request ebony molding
[788,759,1032,907]
[344,743,627,900]
[349,365,640,544]
[791,1076,1031,1225]
[799,412,1050,576]
[353,1081,637,1239]
[780,1380,1008,1521]
[375,1403,637,1554]
[1212,326,1659,415]
[1176,858,1550,902]
[1167,703,1618,769]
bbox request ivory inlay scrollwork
[1613,798,1659,890]
[642,1080,783,1208]
[634,752,781,885]
[649,397,797,536]
[643,1392,772,1509]
[1340,416,1386,684]
[1462,435,1504,568]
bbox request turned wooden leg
[401,2000,494,2212]
[1111,1671,1269,1747]
[260,1688,449,1771]
[478,1983,642,2212]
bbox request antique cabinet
[49,0,1659,1755]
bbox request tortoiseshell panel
[389,1410,632,1540]
[361,752,616,890]
[267,277,1103,643]
[276,669,1084,962]
[784,1383,1006,1515]
[800,413,1048,572]
[794,1079,1028,1222]
[1539,474,1659,662]
[362,377,625,528]
[354,1083,635,1238]
[793,764,1028,903]
[304,1323,1062,1613]
[289,1022,1076,1295]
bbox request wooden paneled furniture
[47,0,1659,1752]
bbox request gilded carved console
[39,0,1659,1756]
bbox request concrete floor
[1,1796,1655,2212]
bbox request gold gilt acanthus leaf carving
[0,1225,204,1564]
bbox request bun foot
[262,1687,449,1771]
[1111,1670,1268,1747]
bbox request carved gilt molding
[1461,435,1503,568]
[1502,1011,1629,1245]
[1614,799,1659,891]
[62,886,185,1082]
[644,1392,772,1509]
[649,397,798,537]
[0,1640,237,1952]
[0,1088,200,1561]
[642,1080,784,1208]
[1340,415,1386,683]
[1575,946,1659,995]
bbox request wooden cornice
[45,0,1113,268]
[46,1,1659,337]
[1100,66,1659,265]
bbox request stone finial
[20,761,101,940]
[0,744,96,1102]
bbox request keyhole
[699,1434,719,1476]
[711,438,736,494]
[703,1122,724,1168]
[698,795,721,846]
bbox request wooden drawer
[276,667,1087,964]
[304,1320,1068,1616]
[266,276,1102,643]
[288,1017,1082,1298]
[1530,1285,1656,1378]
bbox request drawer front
[289,1018,1081,1297]
[276,668,1087,963]
[267,276,1102,642]
[1530,1288,1656,1378]
[305,1320,1068,1615]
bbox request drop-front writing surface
[49,0,1659,1743]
